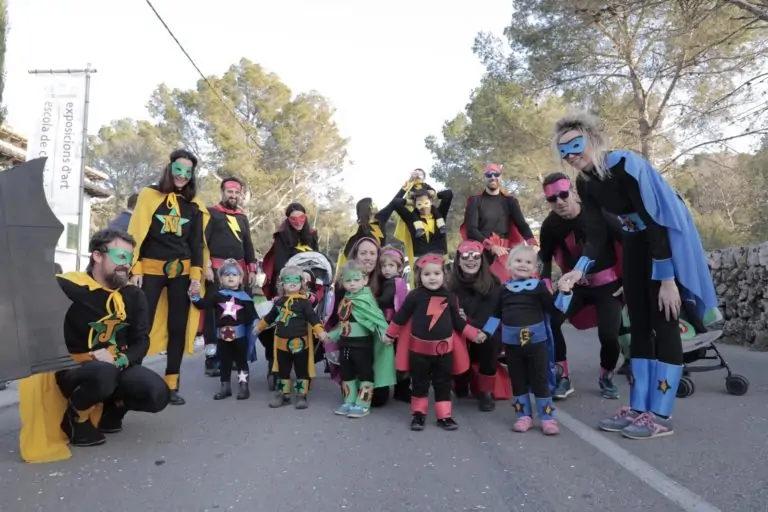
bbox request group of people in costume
[18,109,720,464]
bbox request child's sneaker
[334,403,352,416]
[347,405,370,418]
[295,396,308,409]
[269,393,289,408]
[410,413,426,431]
[436,417,459,431]
[512,416,534,433]
[599,371,620,399]
[541,419,560,435]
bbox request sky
[5,0,514,207]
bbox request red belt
[585,266,620,287]
[409,335,454,356]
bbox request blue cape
[606,150,719,320]
[219,289,257,362]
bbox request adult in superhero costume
[326,237,407,405]
[555,111,719,440]
[390,171,454,285]
[128,149,210,406]
[460,163,538,282]
[336,196,398,270]
[202,177,259,376]
[260,203,319,377]
[19,229,170,463]
[538,171,625,401]
[448,239,510,411]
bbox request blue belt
[617,212,646,232]
[218,324,248,341]
[501,321,547,346]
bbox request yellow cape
[127,187,210,357]
[394,182,418,288]
[18,272,112,464]
[335,222,385,271]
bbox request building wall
[54,195,93,272]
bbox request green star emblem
[155,207,189,236]
[88,313,128,347]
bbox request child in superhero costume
[383,254,484,431]
[327,261,396,418]
[191,259,257,401]
[254,266,330,409]
[376,245,409,322]
[486,245,561,435]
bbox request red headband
[458,240,483,254]
[223,181,242,191]
[416,254,443,268]
[484,164,502,175]
[543,178,570,197]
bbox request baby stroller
[618,300,749,398]
[262,251,335,391]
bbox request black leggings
[552,280,622,371]
[339,340,374,382]
[142,274,191,376]
[56,361,170,413]
[506,342,550,399]
[275,348,310,380]
[218,337,249,382]
[410,352,453,402]
[203,274,220,348]
[469,332,500,376]
[622,232,683,365]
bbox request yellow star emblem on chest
[155,207,189,236]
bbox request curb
[0,347,203,413]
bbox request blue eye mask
[558,135,586,159]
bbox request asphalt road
[0,325,764,512]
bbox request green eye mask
[106,248,133,266]
[171,161,193,180]
[282,275,302,284]
[342,270,364,282]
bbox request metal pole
[28,65,97,271]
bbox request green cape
[329,286,396,388]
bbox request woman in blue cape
[555,111,719,440]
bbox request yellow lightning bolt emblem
[370,222,384,243]
[225,214,242,242]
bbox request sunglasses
[459,251,482,261]
[484,172,501,179]
[546,190,570,203]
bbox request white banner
[25,75,86,217]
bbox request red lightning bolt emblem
[426,297,448,331]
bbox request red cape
[459,192,524,282]
[554,235,624,330]
[394,320,470,375]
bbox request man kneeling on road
[20,228,170,463]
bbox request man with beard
[460,164,538,282]
[19,228,170,462]
[202,177,259,376]
[538,172,625,401]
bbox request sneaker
[599,372,620,399]
[347,405,370,418]
[541,419,560,436]
[436,417,459,431]
[598,406,641,432]
[269,393,289,408]
[295,396,309,410]
[512,416,534,433]
[621,412,674,440]
[99,403,126,434]
[334,403,353,416]
[552,377,574,400]
[410,412,426,431]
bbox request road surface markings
[557,409,722,512]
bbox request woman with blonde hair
[555,111,718,440]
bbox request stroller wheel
[676,376,695,398]
[267,372,277,391]
[725,374,749,396]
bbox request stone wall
[708,243,768,350]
